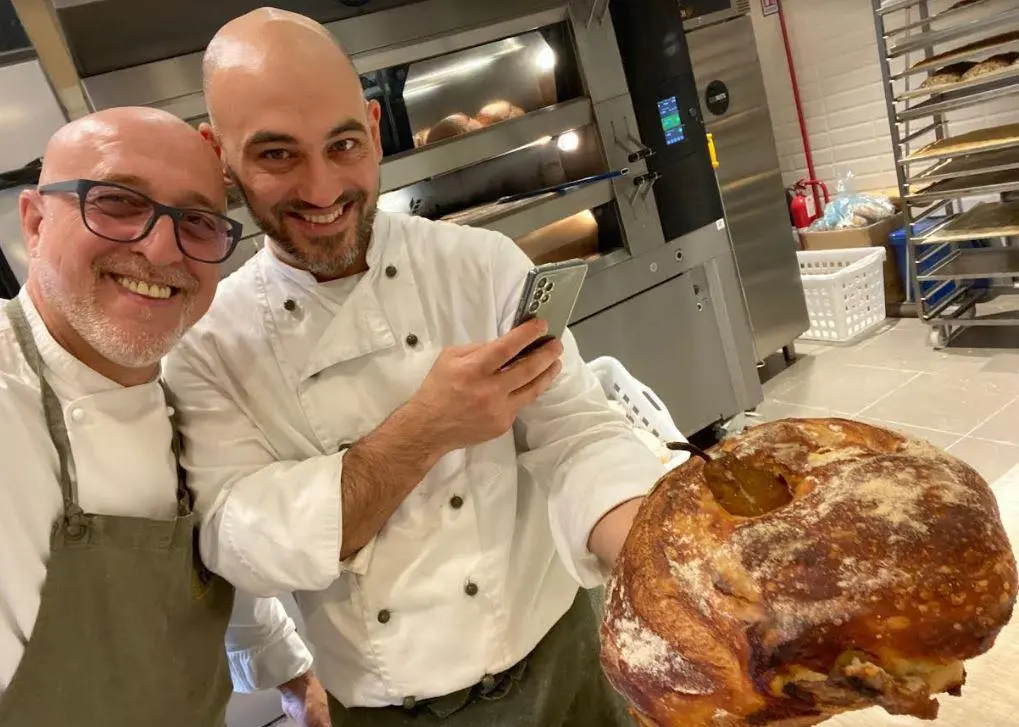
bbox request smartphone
[508,259,589,362]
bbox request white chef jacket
[163,210,667,708]
[0,289,312,694]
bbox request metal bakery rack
[872,0,1019,348]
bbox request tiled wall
[750,0,1019,201]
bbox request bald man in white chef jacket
[163,8,668,727]
[0,106,321,726]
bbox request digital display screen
[657,96,685,146]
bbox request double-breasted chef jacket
[0,289,312,697]
[163,210,667,708]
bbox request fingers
[499,338,564,392]
[509,357,562,408]
[475,318,549,371]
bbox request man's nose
[133,213,185,266]
[296,157,346,208]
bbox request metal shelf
[885,0,993,40]
[877,0,927,17]
[897,63,1019,102]
[887,7,1019,58]
[902,123,1019,163]
[902,28,1019,76]
[439,178,616,240]
[919,248,1019,280]
[909,145,1019,182]
[898,79,1019,121]
[906,168,1019,203]
[924,201,1019,242]
[379,98,594,194]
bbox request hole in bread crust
[702,454,794,517]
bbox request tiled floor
[756,318,1019,484]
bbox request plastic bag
[810,170,896,231]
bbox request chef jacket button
[166,406,175,417]
[283,298,297,312]
[405,332,419,347]
[402,696,416,710]
[385,264,398,278]
[377,609,391,624]
[480,674,496,692]
[464,581,479,597]
[450,495,464,510]
[70,408,85,423]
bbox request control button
[464,581,479,597]
[449,495,464,510]
[71,409,85,423]
[385,264,398,278]
[402,697,416,710]
[377,609,391,624]
[405,333,419,347]
[283,298,297,312]
[480,674,497,692]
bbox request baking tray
[904,28,1019,74]
[897,61,1019,101]
[909,145,1019,183]
[918,248,1019,280]
[924,200,1019,243]
[898,80,1019,122]
[887,7,1019,57]
[886,0,994,41]
[906,168,1019,203]
[904,122,1019,163]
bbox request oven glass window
[678,0,733,20]
[0,0,30,55]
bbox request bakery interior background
[1,0,1018,725]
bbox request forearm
[340,401,447,560]
[588,497,643,569]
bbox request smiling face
[203,10,384,281]
[20,108,225,382]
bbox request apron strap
[158,379,195,515]
[4,297,83,520]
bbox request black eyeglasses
[38,178,244,264]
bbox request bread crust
[601,418,1018,727]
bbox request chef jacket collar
[258,213,403,381]
[14,288,141,394]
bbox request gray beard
[32,249,193,370]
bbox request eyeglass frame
[37,178,245,264]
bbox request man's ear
[367,99,384,160]
[19,189,44,256]
[198,122,233,187]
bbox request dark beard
[226,168,378,280]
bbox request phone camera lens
[545,281,555,291]
[528,301,541,314]
[540,294,551,304]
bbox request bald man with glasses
[0,107,322,727]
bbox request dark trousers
[328,588,633,726]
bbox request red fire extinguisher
[788,179,830,230]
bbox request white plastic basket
[797,247,887,342]
[586,356,690,471]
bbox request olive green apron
[329,588,634,727]
[0,297,236,726]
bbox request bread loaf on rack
[601,418,1018,727]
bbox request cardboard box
[799,214,905,303]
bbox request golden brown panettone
[425,113,482,144]
[475,100,526,127]
[600,418,1018,727]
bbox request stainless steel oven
[12,0,763,436]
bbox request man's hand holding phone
[405,319,564,456]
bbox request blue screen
[656,96,686,145]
